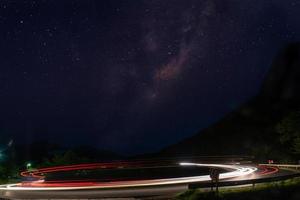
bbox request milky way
[0,0,300,154]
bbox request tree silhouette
[276,111,300,156]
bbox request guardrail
[189,172,300,189]
[189,165,300,190]
[259,164,300,170]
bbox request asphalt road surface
[0,161,299,199]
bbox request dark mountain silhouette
[156,43,300,161]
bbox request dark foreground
[177,178,300,200]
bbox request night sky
[0,0,300,155]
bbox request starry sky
[0,0,300,155]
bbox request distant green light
[26,163,32,169]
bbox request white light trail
[0,163,257,191]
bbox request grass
[176,178,300,200]
[0,179,8,185]
[0,178,20,185]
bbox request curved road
[0,162,298,199]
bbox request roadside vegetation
[0,142,122,184]
[176,177,300,200]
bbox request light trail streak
[0,162,257,191]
